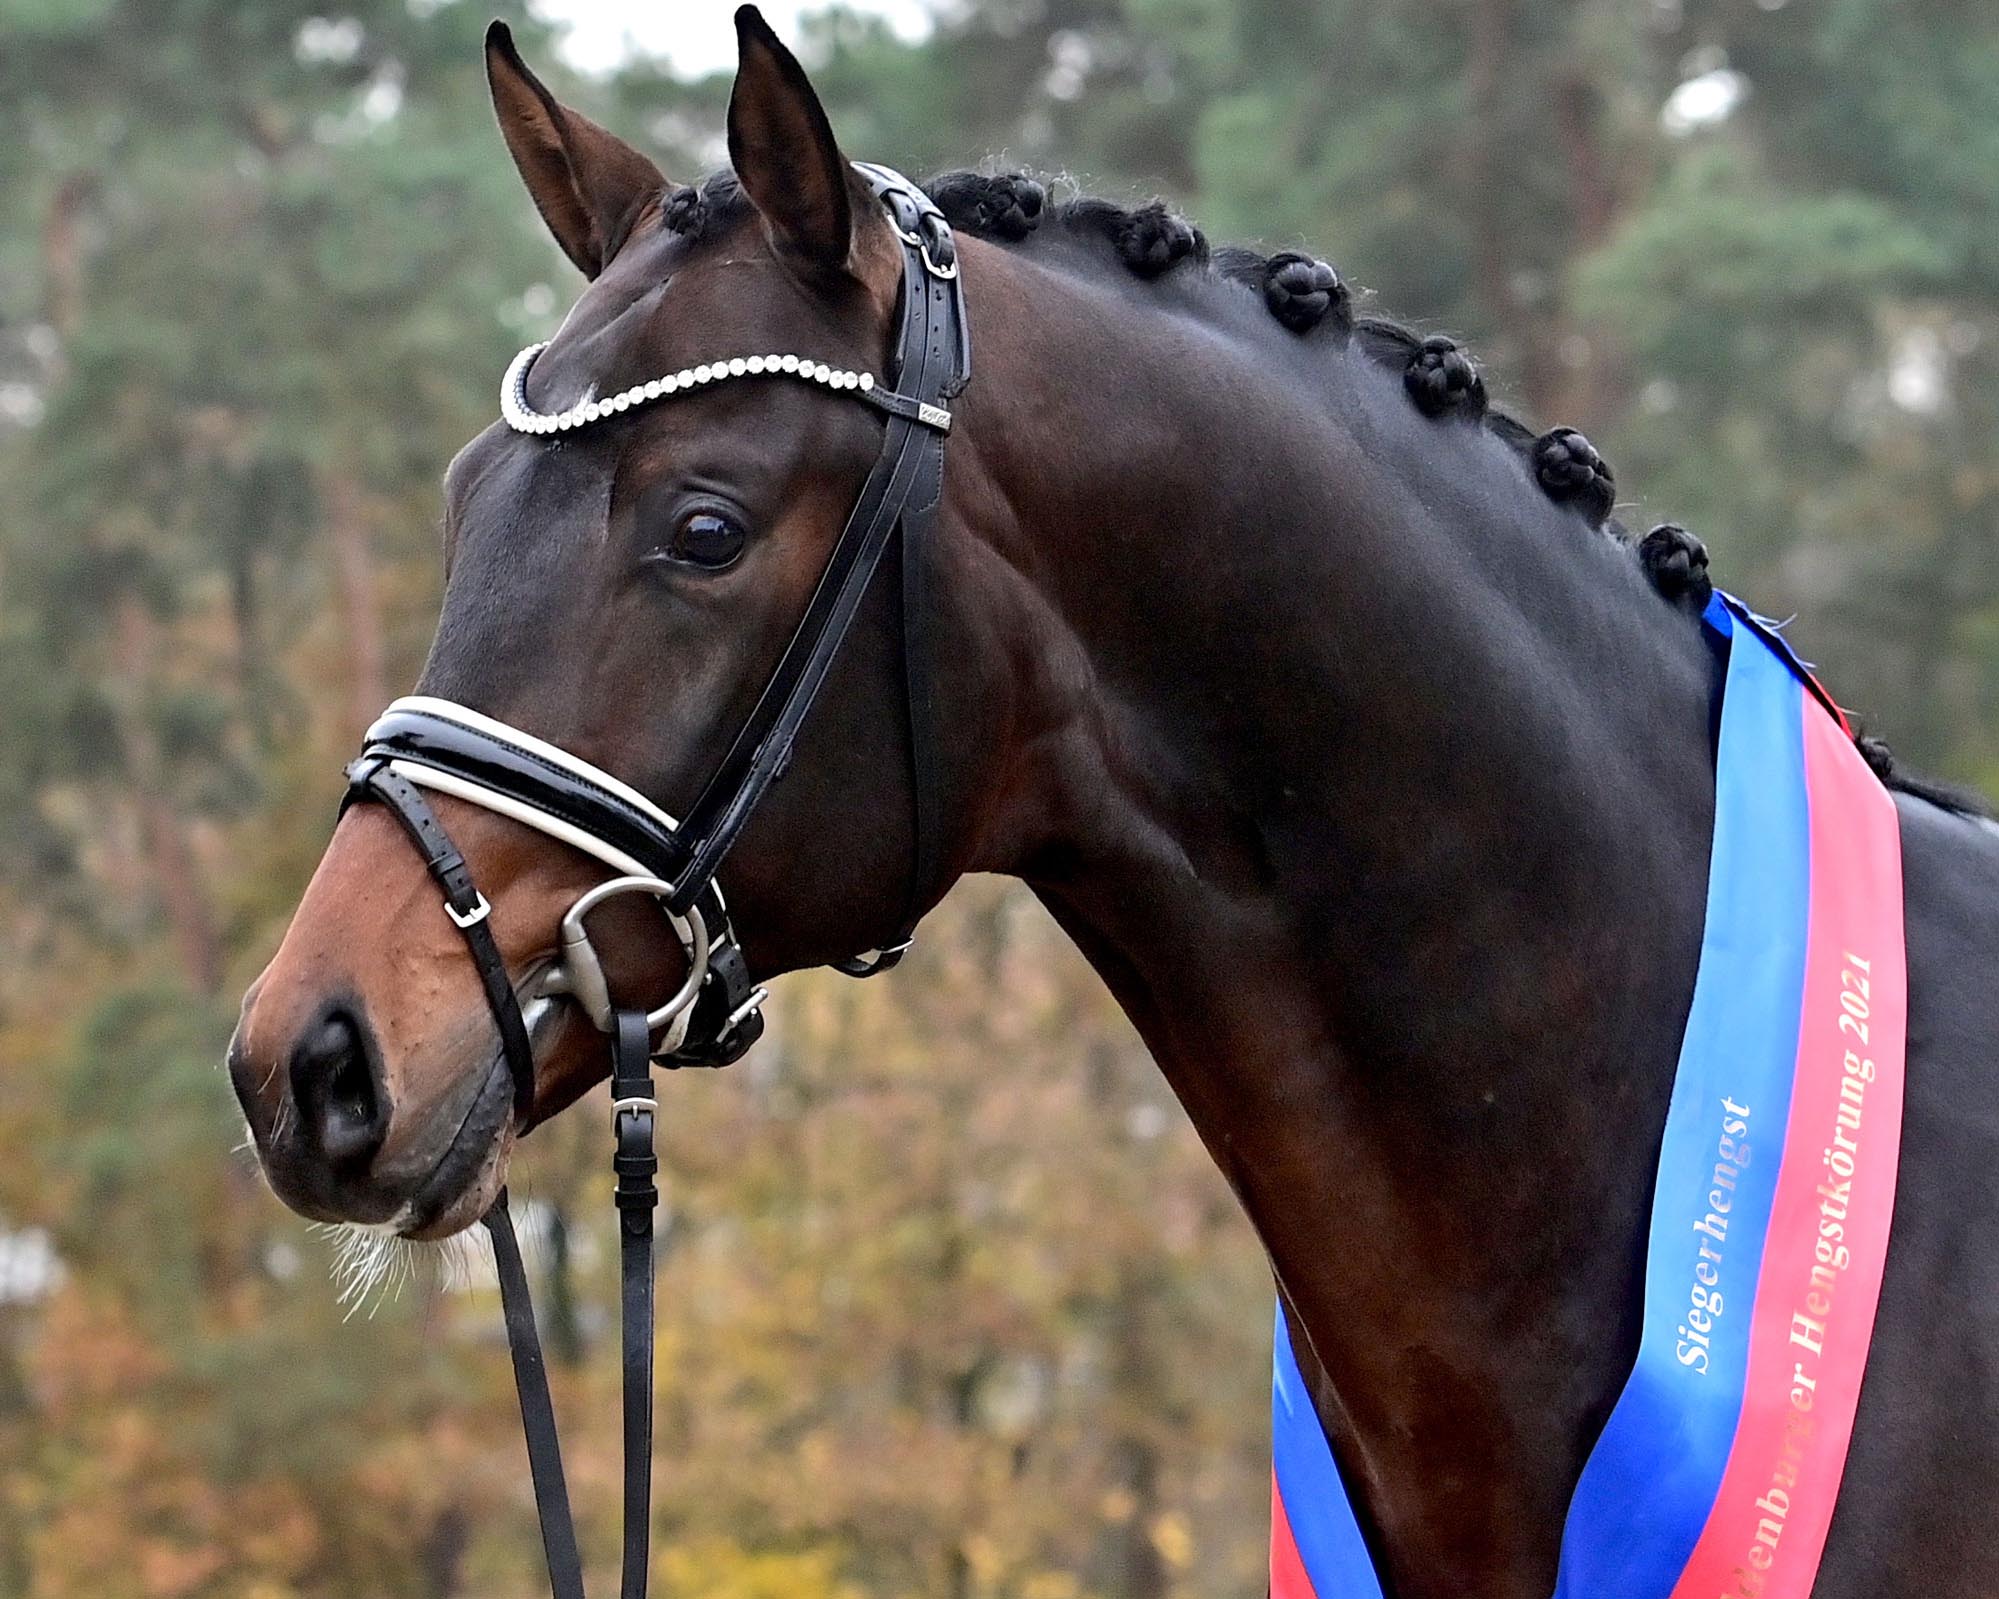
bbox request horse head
[229,10,1011,1238]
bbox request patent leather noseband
[338,165,968,1599]
[349,695,761,1068]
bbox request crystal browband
[500,343,953,436]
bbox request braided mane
[657,168,1981,814]
[665,170,1628,535]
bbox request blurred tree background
[0,0,1992,1594]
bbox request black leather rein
[334,165,970,1599]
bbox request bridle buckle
[446,892,491,929]
[917,238,959,281]
[882,216,959,281]
[725,986,771,1032]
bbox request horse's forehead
[426,434,615,707]
[525,230,832,409]
[440,211,896,546]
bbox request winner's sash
[1270,595,1907,1599]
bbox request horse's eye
[669,509,746,570]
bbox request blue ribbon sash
[1270,597,1907,1599]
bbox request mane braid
[658,166,1598,528]
[925,175,1632,533]
[915,173,1991,815]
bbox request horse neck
[948,240,1722,1595]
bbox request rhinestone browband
[500,342,950,436]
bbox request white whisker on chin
[322,1205,496,1317]
[437,1228,492,1293]
[329,1209,413,1319]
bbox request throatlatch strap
[485,1193,587,1599]
[890,361,952,950]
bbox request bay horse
[228,9,1999,1594]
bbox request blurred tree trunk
[1548,70,1621,427]
[42,172,92,349]
[1463,0,1550,410]
[531,1111,592,1368]
[112,596,222,994]
[543,1199,585,1369]
[420,1502,469,1598]
[1094,1434,1167,1599]
[321,466,387,734]
[230,546,275,750]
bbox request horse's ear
[484,21,666,278]
[727,5,857,273]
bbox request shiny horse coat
[230,9,1999,1594]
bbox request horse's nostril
[291,1007,388,1168]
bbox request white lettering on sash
[1679,1097,1753,1374]
[1731,950,1878,1588]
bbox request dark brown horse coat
[230,11,1999,1593]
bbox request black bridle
[337,165,968,1599]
